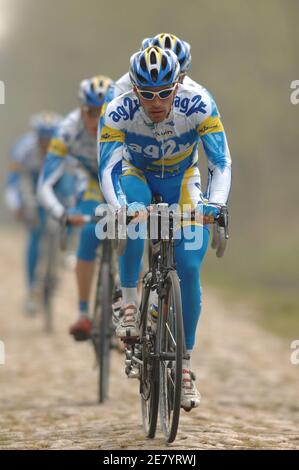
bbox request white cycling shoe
[181,369,201,411]
[115,304,140,339]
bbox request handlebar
[62,205,227,226]
[60,204,229,257]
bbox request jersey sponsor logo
[153,129,174,138]
[197,116,224,137]
[108,97,140,123]
[127,139,192,160]
[143,121,176,139]
[100,125,125,143]
[200,124,217,134]
[48,138,68,157]
[174,94,207,116]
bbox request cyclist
[5,111,64,314]
[38,75,113,341]
[109,33,198,319]
[98,47,231,410]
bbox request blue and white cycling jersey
[38,108,102,219]
[6,130,79,215]
[98,82,231,209]
[5,132,43,211]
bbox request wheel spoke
[140,284,159,439]
[165,322,176,346]
[167,367,175,388]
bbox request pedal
[120,335,139,344]
[125,365,140,379]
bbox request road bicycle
[122,203,229,443]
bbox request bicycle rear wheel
[158,269,183,443]
[140,276,159,438]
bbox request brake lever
[218,206,229,240]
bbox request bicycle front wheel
[140,278,159,438]
[157,269,184,443]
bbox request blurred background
[0,0,298,338]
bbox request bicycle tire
[98,261,113,403]
[158,269,183,443]
[140,279,159,438]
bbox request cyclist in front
[109,33,201,319]
[38,75,113,341]
[98,47,231,410]
[5,111,63,314]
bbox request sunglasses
[136,85,177,101]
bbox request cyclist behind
[98,47,231,409]
[112,33,197,99]
[5,111,64,314]
[38,75,113,341]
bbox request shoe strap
[182,369,194,390]
[122,305,137,325]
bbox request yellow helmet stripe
[145,47,162,69]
